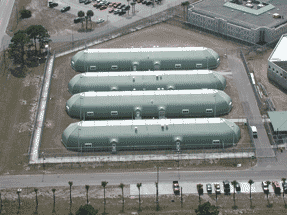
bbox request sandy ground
[40,23,250,158]
[0,186,287,215]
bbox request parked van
[251,126,258,138]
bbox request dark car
[282,182,287,194]
[61,6,71,12]
[235,182,241,192]
[272,181,281,194]
[74,17,83,23]
[142,0,148,4]
[48,2,58,7]
[146,1,152,5]
[113,8,121,14]
[100,5,107,10]
[79,0,85,3]
[124,5,130,10]
[119,4,126,9]
[119,10,126,15]
[206,183,212,194]
[96,3,104,8]
[109,8,114,13]
[223,180,230,194]
[173,181,180,195]
[115,2,121,7]
[84,0,91,4]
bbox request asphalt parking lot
[48,0,182,28]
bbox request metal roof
[78,118,226,127]
[80,89,218,97]
[269,34,287,62]
[84,47,206,53]
[268,111,287,132]
[81,70,214,77]
[190,0,287,29]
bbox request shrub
[76,204,98,215]
[20,9,32,19]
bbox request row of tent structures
[61,47,241,153]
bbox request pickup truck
[173,181,180,195]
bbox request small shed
[268,111,287,134]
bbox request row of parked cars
[173,180,287,195]
[92,1,130,15]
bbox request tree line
[3,178,287,214]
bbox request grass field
[1,185,287,215]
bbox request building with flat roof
[267,34,287,91]
[188,0,287,45]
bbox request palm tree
[86,10,94,29]
[68,181,73,214]
[34,188,38,212]
[127,0,131,16]
[52,188,56,213]
[248,179,254,209]
[85,185,90,205]
[282,178,286,207]
[78,11,85,28]
[130,2,136,15]
[101,181,108,214]
[137,183,142,212]
[248,179,254,200]
[231,180,238,209]
[119,183,125,212]
[266,181,271,207]
[197,184,203,204]
[181,1,190,22]
[155,182,159,210]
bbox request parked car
[96,3,104,8]
[48,2,58,8]
[282,182,287,194]
[119,4,126,9]
[235,182,241,192]
[96,18,105,24]
[173,181,180,195]
[79,0,85,3]
[142,0,148,4]
[146,1,152,5]
[108,3,113,7]
[124,5,130,10]
[84,0,91,4]
[223,180,230,194]
[119,10,126,15]
[262,181,269,193]
[100,5,107,10]
[93,3,98,7]
[137,0,143,3]
[206,183,212,194]
[115,2,121,7]
[61,6,71,12]
[272,181,281,194]
[74,17,83,23]
[109,8,114,13]
[113,8,121,14]
[214,183,220,194]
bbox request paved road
[227,54,275,158]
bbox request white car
[96,18,105,24]
[262,181,269,193]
